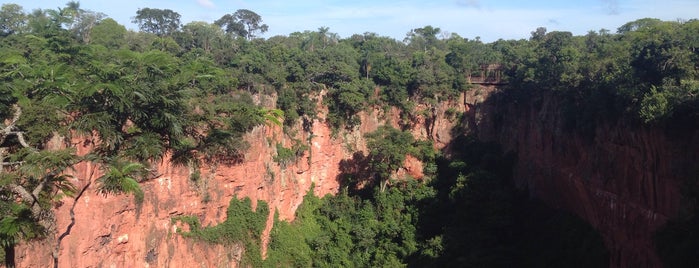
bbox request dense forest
[175,135,609,267]
[0,1,698,267]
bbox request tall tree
[0,4,27,36]
[132,8,181,36]
[90,18,126,49]
[177,21,227,53]
[405,26,442,51]
[215,9,268,39]
[65,3,106,44]
[365,126,415,192]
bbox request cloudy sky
[6,0,699,42]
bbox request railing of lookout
[468,64,507,85]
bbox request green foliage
[325,80,372,130]
[639,86,671,123]
[170,215,201,231]
[89,18,126,49]
[408,48,458,101]
[265,213,314,267]
[276,84,317,128]
[173,197,269,267]
[0,4,27,36]
[176,22,227,53]
[132,8,181,36]
[187,93,270,162]
[264,181,433,267]
[409,136,609,267]
[0,203,43,247]
[17,101,67,147]
[365,126,415,189]
[96,160,146,203]
[501,19,699,126]
[0,6,694,266]
[215,9,268,40]
[0,201,44,268]
[259,135,608,267]
[273,141,307,168]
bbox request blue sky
[4,0,699,42]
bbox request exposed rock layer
[14,91,453,268]
[466,88,697,267]
[15,86,695,268]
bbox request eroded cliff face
[466,88,697,268]
[14,90,456,268]
[16,117,342,268]
[18,84,686,268]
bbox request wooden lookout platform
[468,64,508,85]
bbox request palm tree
[96,160,146,203]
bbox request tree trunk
[4,244,15,268]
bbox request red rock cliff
[13,90,451,268]
[466,88,697,267]
[15,85,692,268]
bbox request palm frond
[120,177,144,203]
[96,160,146,204]
[262,108,284,127]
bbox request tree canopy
[132,8,181,36]
[215,9,268,39]
[0,2,698,267]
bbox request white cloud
[197,0,216,9]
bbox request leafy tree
[132,8,181,36]
[405,25,442,51]
[365,126,415,192]
[408,47,456,101]
[0,4,26,36]
[90,18,126,49]
[533,31,582,90]
[176,21,227,53]
[214,13,243,38]
[306,40,358,86]
[54,1,106,43]
[445,35,498,86]
[0,29,82,265]
[0,105,78,267]
[617,18,663,34]
[299,27,339,51]
[215,9,268,39]
[26,9,61,37]
[68,9,105,44]
[325,80,372,130]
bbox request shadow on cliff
[456,84,699,267]
[409,133,610,267]
[337,151,375,197]
[654,173,699,268]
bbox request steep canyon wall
[14,91,455,268]
[465,88,697,267]
[14,86,694,268]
